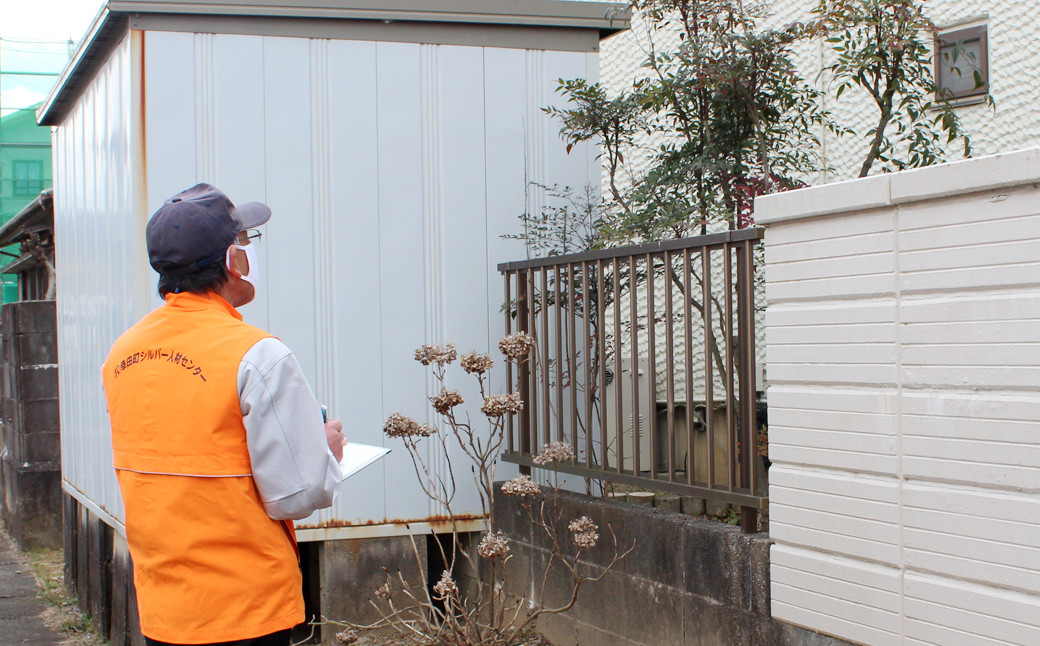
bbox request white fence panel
[759,149,1040,645]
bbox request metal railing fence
[498,229,765,532]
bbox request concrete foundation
[311,535,430,644]
[495,486,852,646]
[62,493,144,646]
[63,491,438,646]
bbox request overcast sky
[2,0,105,42]
[1,1,106,112]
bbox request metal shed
[40,0,626,547]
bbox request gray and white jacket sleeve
[238,337,342,520]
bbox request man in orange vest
[102,183,347,646]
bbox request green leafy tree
[811,0,977,177]
[546,0,837,240]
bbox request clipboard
[338,443,390,481]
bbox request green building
[0,104,51,302]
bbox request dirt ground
[25,548,107,646]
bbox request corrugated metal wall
[57,27,599,537]
[55,32,147,528]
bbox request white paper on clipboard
[338,443,390,481]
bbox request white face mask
[226,243,260,289]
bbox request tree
[546,0,837,240]
[811,0,976,177]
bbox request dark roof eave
[0,190,55,247]
[1,253,48,276]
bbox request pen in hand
[321,405,346,461]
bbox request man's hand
[325,419,347,462]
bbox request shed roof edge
[38,0,629,126]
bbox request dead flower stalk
[320,333,631,646]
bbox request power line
[0,37,75,45]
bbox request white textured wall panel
[904,574,1040,646]
[56,32,142,527]
[904,482,1040,594]
[761,150,1040,645]
[771,544,901,644]
[57,24,600,536]
[136,31,601,535]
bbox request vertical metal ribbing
[684,248,695,486]
[724,244,736,492]
[736,240,754,494]
[516,271,532,475]
[703,248,715,490]
[737,239,758,533]
[540,267,551,448]
[568,263,579,460]
[497,232,764,520]
[504,272,513,453]
[526,269,538,455]
[597,259,607,470]
[612,257,623,474]
[555,265,564,446]
[664,250,676,483]
[583,261,593,469]
[630,254,640,477]
[645,253,656,480]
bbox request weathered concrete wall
[496,487,850,646]
[313,535,429,645]
[0,300,61,550]
[62,492,144,646]
[62,487,434,646]
[757,148,1040,645]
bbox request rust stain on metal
[294,513,484,531]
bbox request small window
[12,160,44,197]
[935,25,988,101]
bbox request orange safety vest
[102,291,304,643]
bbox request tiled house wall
[599,1,1040,184]
[756,148,1040,645]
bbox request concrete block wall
[63,485,433,646]
[756,148,1040,645]
[495,487,851,646]
[0,300,61,550]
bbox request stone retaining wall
[0,300,61,550]
[495,486,848,646]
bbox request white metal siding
[759,149,1040,646]
[133,30,597,534]
[56,32,145,526]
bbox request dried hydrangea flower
[498,332,535,361]
[375,578,392,601]
[430,388,463,415]
[477,531,511,560]
[501,474,541,497]
[533,441,575,465]
[335,629,359,645]
[460,351,494,374]
[481,392,523,418]
[414,343,458,366]
[569,516,599,549]
[432,570,458,600]
[384,412,436,438]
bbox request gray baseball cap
[146,183,271,276]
